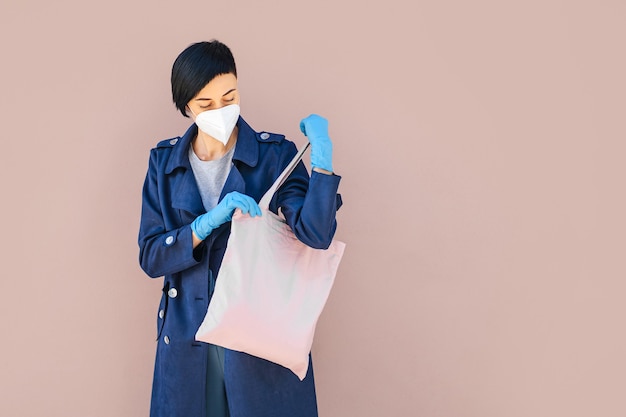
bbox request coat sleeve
[273,141,343,250]
[138,148,205,278]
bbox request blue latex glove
[191,191,262,240]
[299,114,333,172]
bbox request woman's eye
[224,96,235,102]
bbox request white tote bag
[195,143,346,380]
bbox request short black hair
[171,40,237,117]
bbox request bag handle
[259,142,310,209]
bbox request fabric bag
[195,143,346,380]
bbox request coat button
[164,336,170,344]
[165,236,174,245]
[159,309,164,319]
[260,132,270,140]
[169,138,178,145]
[168,288,178,298]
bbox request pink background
[1,1,625,416]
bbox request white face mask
[190,104,240,146]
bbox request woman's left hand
[300,114,333,173]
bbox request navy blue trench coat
[138,117,342,417]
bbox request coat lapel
[219,163,246,201]
[218,117,259,200]
[165,125,205,217]
[171,169,206,216]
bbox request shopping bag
[195,143,346,380]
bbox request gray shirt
[188,144,236,211]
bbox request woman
[138,40,342,417]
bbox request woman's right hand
[191,191,262,241]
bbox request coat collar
[164,116,259,174]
